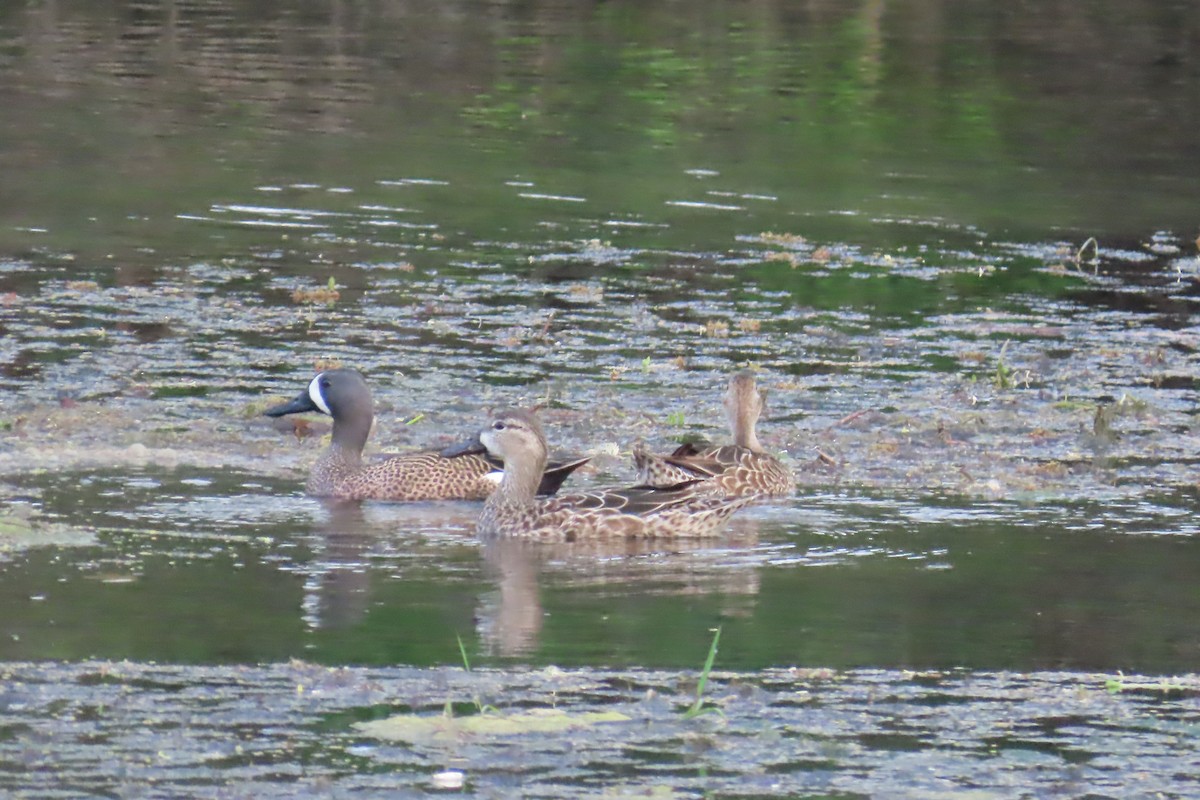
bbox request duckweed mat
[1,660,1196,798]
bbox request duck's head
[479,409,547,464]
[265,368,373,424]
[442,408,547,466]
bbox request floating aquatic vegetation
[291,277,341,305]
[703,320,730,337]
[756,232,807,247]
[356,707,631,743]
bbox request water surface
[1,1,1199,795]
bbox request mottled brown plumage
[633,371,795,497]
[308,446,503,502]
[264,369,587,501]
[465,409,753,541]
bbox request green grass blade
[456,633,471,672]
[683,626,721,719]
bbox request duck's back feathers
[322,450,591,502]
[331,450,497,501]
[633,442,794,497]
[481,480,753,541]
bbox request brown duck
[265,369,588,501]
[444,408,754,541]
[633,370,795,497]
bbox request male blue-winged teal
[264,369,588,501]
[633,370,795,497]
[444,408,754,541]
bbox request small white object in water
[664,199,744,211]
[517,192,587,203]
[432,770,465,790]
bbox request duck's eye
[320,379,331,389]
[492,421,506,431]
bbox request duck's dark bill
[264,391,319,418]
[440,436,486,458]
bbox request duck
[264,369,588,501]
[444,408,754,541]
[632,370,795,497]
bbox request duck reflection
[475,516,763,657]
[299,499,480,631]
[300,501,373,630]
[296,499,765,659]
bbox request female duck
[448,408,753,541]
[633,370,795,497]
[265,369,587,501]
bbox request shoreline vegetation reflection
[2,0,1197,259]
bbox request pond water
[2,1,1199,796]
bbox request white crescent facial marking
[307,374,332,416]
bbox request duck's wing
[441,435,589,496]
[537,456,591,496]
[633,439,728,484]
[668,440,710,457]
[546,480,714,517]
[657,451,728,478]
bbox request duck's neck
[313,413,368,488]
[492,452,544,506]
[330,411,371,462]
[730,411,762,452]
